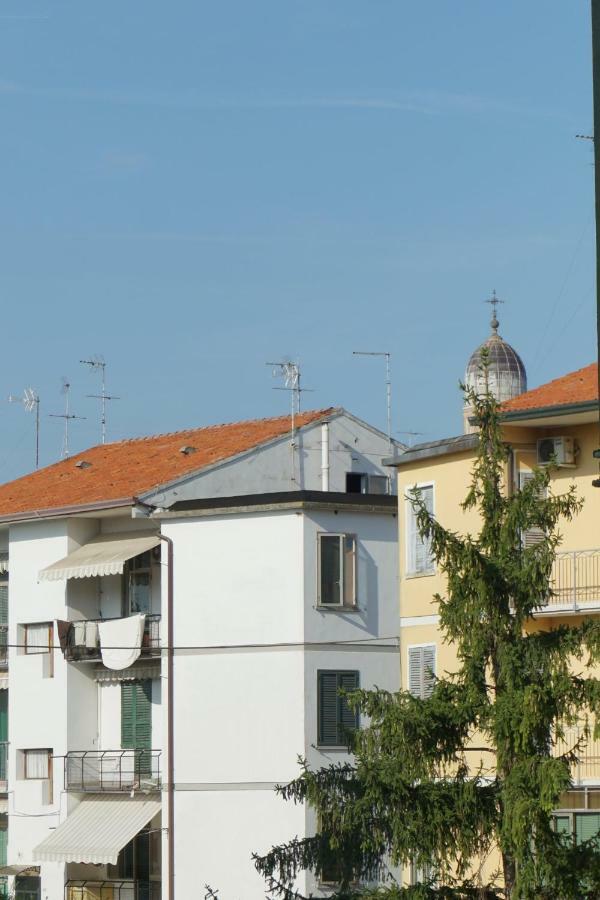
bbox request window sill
[316,604,361,613]
[316,744,353,752]
[405,570,436,580]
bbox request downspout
[159,534,175,900]
[321,421,330,491]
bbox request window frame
[24,748,51,780]
[317,669,360,748]
[405,482,435,577]
[24,622,53,656]
[317,533,357,609]
[407,643,437,699]
[123,551,153,617]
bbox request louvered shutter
[121,683,135,749]
[408,646,436,699]
[576,813,600,845]
[519,471,546,548]
[121,680,152,751]
[0,827,6,867]
[407,487,434,574]
[338,672,359,743]
[0,585,7,627]
[318,673,339,745]
[0,691,7,744]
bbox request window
[406,485,434,575]
[318,534,356,607]
[408,645,436,699]
[124,552,152,616]
[346,473,389,495]
[121,680,152,774]
[553,812,600,845]
[519,471,546,548]
[24,749,51,779]
[24,623,52,655]
[410,859,436,886]
[318,671,359,746]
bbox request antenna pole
[35,398,40,469]
[81,357,119,444]
[8,388,41,469]
[353,351,393,451]
[49,381,86,459]
[267,360,306,485]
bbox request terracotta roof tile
[501,363,598,413]
[0,408,337,519]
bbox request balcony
[536,549,600,615]
[66,881,161,900]
[63,615,161,663]
[65,750,161,793]
[554,726,600,784]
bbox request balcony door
[121,680,152,775]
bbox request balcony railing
[66,881,161,900]
[65,750,161,793]
[553,726,600,783]
[0,625,7,669]
[539,549,600,612]
[0,741,7,787]
[63,615,161,662]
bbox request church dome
[464,294,527,406]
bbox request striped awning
[33,794,161,865]
[38,532,160,581]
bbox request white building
[0,408,401,900]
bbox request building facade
[0,407,401,899]
[387,358,600,888]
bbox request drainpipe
[159,534,175,900]
[321,421,330,492]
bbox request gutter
[0,497,133,525]
[159,534,175,900]
[501,399,599,423]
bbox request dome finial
[485,289,503,335]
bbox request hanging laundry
[98,614,146,670]
[73,621,86,647]
[85,621,99,650]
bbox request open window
[346,473,388,495]
[124,552,153,616]
[317,534,356,608]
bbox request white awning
[33,794,161,864]
[39,532,160,581]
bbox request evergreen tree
[254,380,600,899]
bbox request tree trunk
[502,851,516,898]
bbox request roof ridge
[101,407,339,448]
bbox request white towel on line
[98,614,146,670]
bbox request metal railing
[66,881,161,900]
[553,725,600,783]
[0,741,7,786]
[0,626,8,669]
[541,549,600,611]
[63,615,161,662]
[65,750,161,793]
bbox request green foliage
[254,370,599,898]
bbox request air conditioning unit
[536,436,576,467]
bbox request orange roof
[0,408,337,519]
[502,363,598,413]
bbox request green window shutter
[0,691,8,744]
[318,671,359,746]
[0,586,7,626]
[0,826,7,867]
[318,673,339,745]
[121,680,152,751]
[576,813,600,845]
[338,672,359,744]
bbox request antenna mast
[8,388,40,469]
[353,351,393,451]
[80,356,119,444]
[49,380,86,459]
[266,360,307,485]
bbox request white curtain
[26,749,49,778]
[26,623,50,654]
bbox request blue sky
[0,1,596,477]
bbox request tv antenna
[353,351,393,450]
[266,360,313,484]
[49,379,86,459]
[8,387,41,468]
[80,355,119,444]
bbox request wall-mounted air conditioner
[536,436,576,467]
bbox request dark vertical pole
[159,534,175,900]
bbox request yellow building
[387,312,599,885]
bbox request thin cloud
[0,80,568,121]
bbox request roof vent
[179,446,197,455]
[75,460,92,469]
